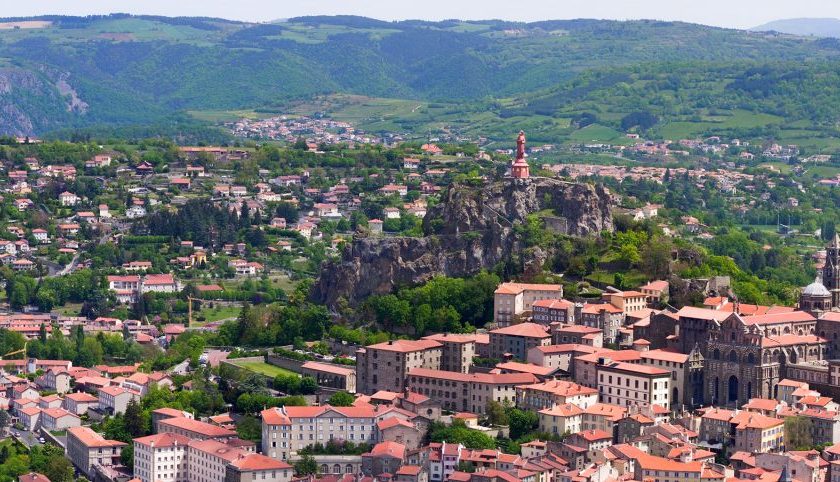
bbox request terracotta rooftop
[489,322,551,338]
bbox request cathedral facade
[703,311,826,407]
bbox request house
[86,154,112,168]
[63,392,99,416]
[141,273,179,293]
[40,407,81,431]
[59,191,79,206]
[380,184,409,196]
[12,259,35,272]
[18,406,40,431]
[403,158,420,169]
[493,283,564,325]
[170,177,191,190]
[126,205,147,219]
[14,199,33,211]
[31,229,49,243]
[58,223,81,236]
[639,280,669,304]
[98,386,140,416]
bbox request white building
[596,360,671,410]
[493,282,564,324]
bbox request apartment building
[133,434,292,482]
[488,323,551,360]
[637,349,694,409]
[699,407,735,443]
[38,368,71,394]
[526,344,600,373]
[609,444,725,482]
[731,411,785,453]
[538,403,583,436]
[133,432,190,482]
[39,407,81,431]
[552,324,603,347]
[493,283,563,324]
[639,281,669,304]
[531,299,575,325]
[603,291,648,314]
[63,391,99,416]
[260,404,385,461]
[421,333,479,373]
[406,368,538,415]
[597,360,671,410]
[98,386,140,415]
[573,350,641,389]
[582,403,627,432]
[356,339,442,394]
[66,426,127,479]
[579,303,625,344]
[158,416,236,441]
[515,379,598,411]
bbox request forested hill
[2,14,840,136]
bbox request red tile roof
[229,453,292,471]
[489,322,551,338]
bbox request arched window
[729,350,738,363]
[321,465,329,474]
[713,349,720,360]
[334,464,341,474]
[747,353,755,364]
[346,465,354,474]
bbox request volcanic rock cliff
[311,177,614,308]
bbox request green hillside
[3,14,840,141]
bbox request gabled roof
[489,322,551,338]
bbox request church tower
[510,131,530,179]
[824,234,840,308]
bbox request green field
[232,360,298,378]
[196,305,241,323]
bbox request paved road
[14,429,42,448]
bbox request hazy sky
[5,0,840,29]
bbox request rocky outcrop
[312,177,613,307]
[0,67,83,136]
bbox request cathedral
[799,234,840,315]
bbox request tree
[0,410,9,433]
[294,454,318,476]
[641,235,674,279]
[124,399,146,438]
[785,416,814,449]
[236,415,262,441]
[485,401,509,426]
[507,408,539,440]
[327,391,355,407]
[120,444,134,470]
[299,377,319,395]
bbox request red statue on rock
[510,130,530,179]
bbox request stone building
[703,311,826,406]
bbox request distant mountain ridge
[3,14,840,137]
[751,18,840,38]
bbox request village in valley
[3,7,840,482]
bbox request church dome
[802,280,831,297]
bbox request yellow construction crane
[1,341,27,360]
[187,296,198,328]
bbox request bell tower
[824,234,840,308]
